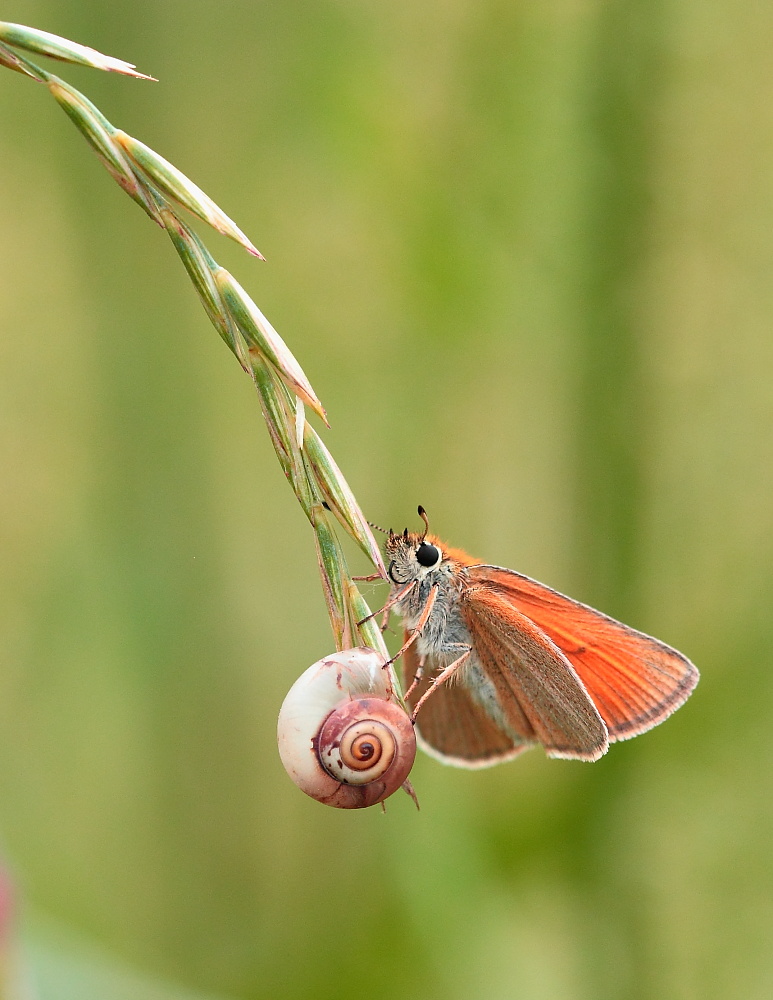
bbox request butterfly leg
[410,647,472,723]
[402,654,426,704]
[384,585,439,667]
[352,573,384,582]
[379,604,391,633]
[356,580,416,627]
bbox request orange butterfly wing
[466,565,699,741]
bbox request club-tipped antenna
[367,519,391,535]
[417,505,430,541]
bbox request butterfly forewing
[466,565,699,740]
[460,586,609,761]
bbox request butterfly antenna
[367,520,391,535]
[417,505,430,541]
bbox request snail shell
[277,647,416,809]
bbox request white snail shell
[277,647,416,809]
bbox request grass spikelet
[0,21,155,78]
[214,268,326,422]
[114,132,263,258]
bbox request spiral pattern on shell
[277,648,417,809]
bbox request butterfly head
[384,528,444,585]
[384,507,446,586]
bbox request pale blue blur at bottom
[1,1,772,999]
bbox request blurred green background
[1,2,772,998]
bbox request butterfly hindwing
[402,641,533,768]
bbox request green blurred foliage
[1,1,772,998]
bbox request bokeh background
[1,2,772,998]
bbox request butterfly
[377,508,698,766]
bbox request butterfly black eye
[416,542,440,568]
